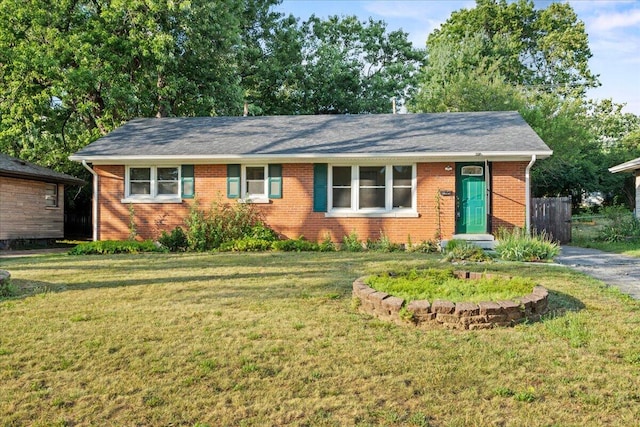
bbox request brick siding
[95,162,526,243]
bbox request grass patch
[365,268,535,302]
[572,210,640,257]
[1,252,639,426]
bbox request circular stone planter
[353,270,549,330]
[0,270,10,286]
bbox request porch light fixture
[444,165,453,171]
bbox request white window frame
[123,166,182,203]
[45,183,58,208]
[327,164,418,218]
[241,165,269,203]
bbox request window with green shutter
[313,163,328,212]
[181,165,195,199]
[268,164,282,199]
[227,164,241,199]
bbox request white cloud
[591,8,640,31]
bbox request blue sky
[277,1,640,115]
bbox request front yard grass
[572,217,640,256]
[1,252,639,426]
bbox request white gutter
[525,155,537,235]
[70,150,554,165]
[81,160,98,241]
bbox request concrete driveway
[556,246,640,299]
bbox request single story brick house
[69,112,552,244]
[609,157,640,218]
[0,153,85,248]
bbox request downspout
[81,160,98,241]
[525,155,537,235]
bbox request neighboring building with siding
[609,157,640,218]
[70,112,552,244]
[0,153,85,248]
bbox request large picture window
[125,166,181,201]
[328,165,416,215]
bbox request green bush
[342,231,364,252]
[495,228,560,262]
[248,223,279,241]
[272,237,319,252]
[596,206,640,242]
[218,238,274,252]
[184,198,273,251]
[318,234,336,252]
[68,240,164,255]
[443,240,489,262]
[158,226,189,252]
[366,232,402,252]
[407,239,439,253]
[0,278,17,299]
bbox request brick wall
[0,177,65,240]
[490,161,527,232]
[95,161,526,243]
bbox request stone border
[353,271,549,330]
[0,270,10,286]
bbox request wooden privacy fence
[531,197,572,244]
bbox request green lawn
[572,217,640,256]
[1,252,639,426]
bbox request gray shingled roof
[0,153,85,185]
[70,112,552,161]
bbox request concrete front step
[442,234,497,250]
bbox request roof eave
[609,158,640,173]
[70,150,553,165]
[0,170,85,185]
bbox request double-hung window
[45,183,58,208]
[125,166,181,202]
[244,166,267,200]
[332,166,352,208]
[227,164,282,202]
[328,164,416,216]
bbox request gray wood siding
[0,176,65,240]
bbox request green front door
[456,163,487,234]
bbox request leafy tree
[245,15,425,115]
[522,95,600,201]
[426,0,598,95]
[0,0,250,170]
[587,101,640,207]
[238,0,301,116]
[410,32,525,113]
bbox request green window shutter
[227,164,241,199]
[181,165,195,199]
[313,163,328,212]
[268,164,282,199]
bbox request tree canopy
[0,1,423,171]
[244,15,424,115]
[410,0,640,206]
[426,0,598,95]
[1,0,639,213]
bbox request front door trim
[456,162,487,234]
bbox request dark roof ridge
[0,153,85,185]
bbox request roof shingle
[70,112,551,161]
[0,153,85,185]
